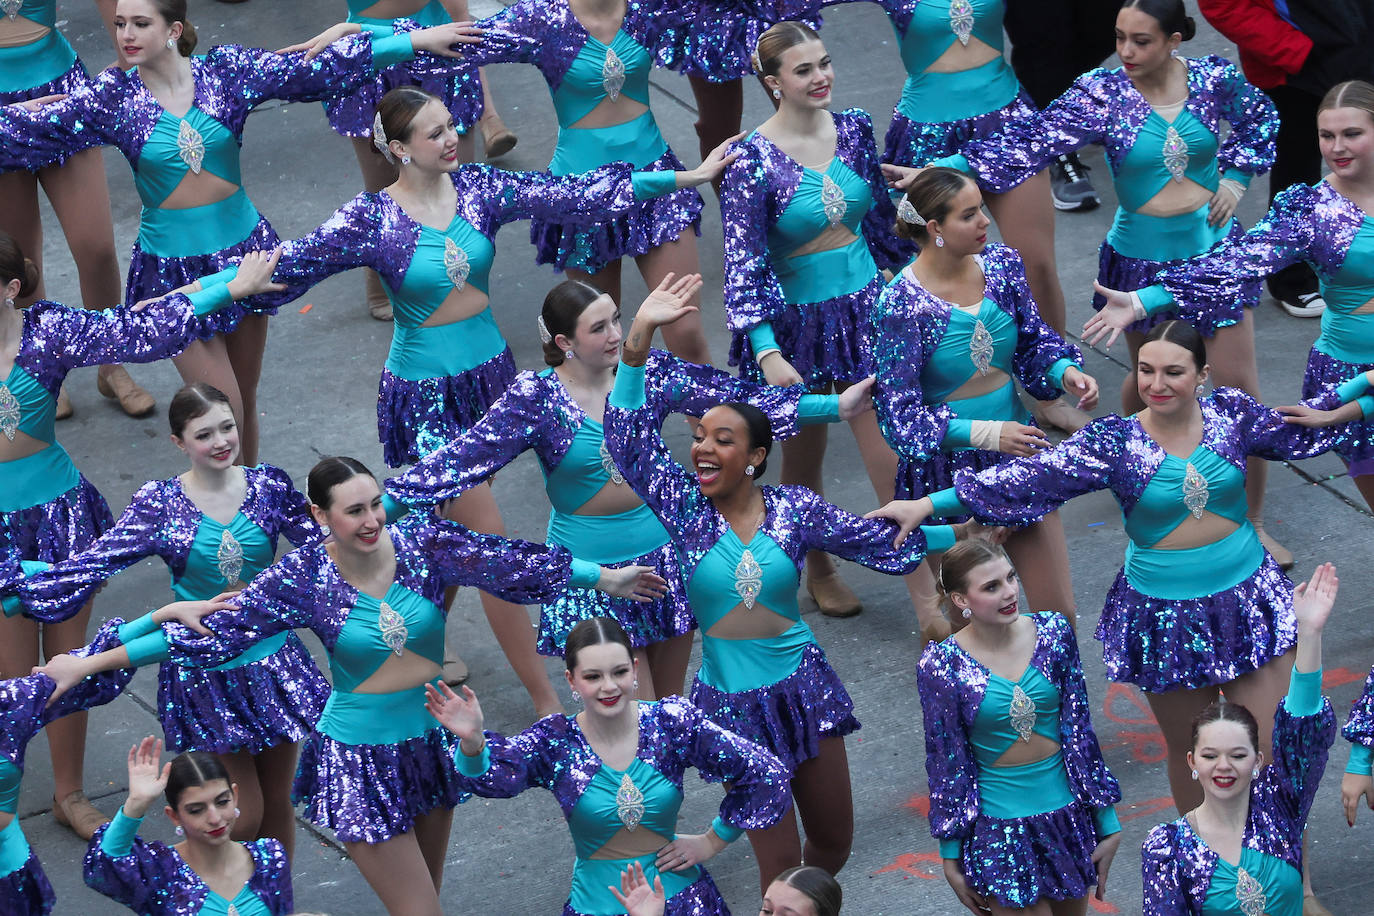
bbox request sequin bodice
[1200,847,1301,916]
[544,416,622,515]
[331,583,444,692]
[687,532,800,631]
[552,29,652,125]
[0,364,53,445]
[1127,443,1247,546]
[135,108,241,207]
[921,298,1017,401]
[174,513,274,602]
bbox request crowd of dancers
[1,0,1374,913]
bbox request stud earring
[320,525,331,537]
[961,607,971,619]
[166,38,176,50]
[934,235,945,248]
[1195,383,1204,395]
[3,298,12,308]
[233,807,241,818]
[745,465,755,477]
[771,89,781,100]
[1252,767,1260,778]
[174,825,185,836]
[632,679,639,690]
[401,155,411,165]
[1190,769,1198,780]
[565,349,575,360]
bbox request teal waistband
[897,57,1019,123]
[0,30,77,93]
[0,442,81,511]
[384,308,508,381]
[699,621,814,694]
[206,631,291,672]
[1316,309,1374,365]
[549,111,667,175]
[570,853,699,915]
[977,751,1075,819]
[137,188,261,258]
[1124,523,1263,599]
[546,503,670,565]
[1105,203,1230,261]
[316,680,439,745]
[943,381,1031,451]
[772,238,877,305]
[0,817,30,877]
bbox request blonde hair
[1319,80,1374,123]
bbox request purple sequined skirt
[1303,346,1374,473]
[324,52,482,136]
[377,348,518,466]
[1092,222,1261,338]
[0,474,113,563]
[0,61,87,169]
[729,275,882,389]
[666,5,821,81]
[292,724,467,844]
[961,802,1100,908]
[896,448,1011,515]
[0,850,53,916]
[562,872,728,916]
[156,633,330,754]
[537,540,693,656]
[882,92,1036,167]
[1095,553,1296,692]
[530,150,703,273]
[690,642,859,773]
[125,216,283,340]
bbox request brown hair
[0,232,40,301]
[1118,0,1196,41]
[164,751,230,809]
[773,866,842,916]
[934,539,1011,619]
[307,457,374,509]
[564,617,634,671]
[752,21,822,105]
[1141,319,1207,370]
[1190,699,1261,755]
[539,279,605,367]
[148,0,198,56]
[1318,80,1374,123]
[895,167,976,244]
[376,86,443,151]
[168,383,233,437]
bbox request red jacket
[1198,0,1312,89]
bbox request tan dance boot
[96,364,155,417]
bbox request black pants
[1004,0,1118,109]
[1265,84,1323,299]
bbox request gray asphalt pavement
[20,1,1374,913]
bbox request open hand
[1062,367,1099,412]
[227,248,286,300]
[633,273,702,329]
[125,736,172,816]
[596,565,668,602]
[276,22,360,58]
[609,862,666,916]
[1081,282,1138,349]
[424,681,485,741]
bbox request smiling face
[166,779,237,848]
[1189,719,1261,802]
[313,474,387,554]
[690,406,766,499]
[1318,106,1374,184]
[1136,339,1207,417]
[949,556,1019,626]
[566,641,637,719]
[114,0,178,65]
[393,100,462,172]
[767,39,834,110]
[927,180,990,256]
[172,403,239,471]
[560,294,623,371]
[1114,6,1179,83]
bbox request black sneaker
[1050,153,1100,212]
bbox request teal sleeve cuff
[798,394,840,425]
[609,363,646,410]
[928,154,971,174]
[631,169,679,200]
[1337,372,1373,404]
[1283,666,1323,717]
[121,629,170,668]
[938,838,962,859]
[710,815,743,843]
[922,525,956,553]
[194,267,238,288]
[746,322,780,357]
[942,418,972,449]
[116,612,161,643]
[186,282,233,316]
[569,559,600,589]
[1347,742,1374,776]
[1221,168,1253,188]
[381,493,409,523]
[453,743,492,777]
[1,595,20,618]
[1137,284,1175,315]
[928,488,968,517]
[101,809,144,856]
[1358,395,1374,420]
[1045,358,1075,390]
[1093,805,1122,837]
[370,33,415,69]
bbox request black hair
[1119,0,1196,40]
[165,751,231,809]
[307,457,374,508]
[1141,319,1207,371]
[1191,699,1261,756]
[168,383,233,437]
[540,279,606,367]
[564,616,634,671]
[0,231,40,300]
[721,403,773,478]
[774,866,843,916]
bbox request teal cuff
[1347,742,1374,776]
[116,612,161,643]
[1093,805,1121,837]
[1045,358,1075,390]
[1283,666,1323,717]
[710,815,743,844]
[928,488,967,518]
[609,363,646,410]
[569,559,600,589]
[186,283,233,316]
[1336,372,1373,404]
[381,493,409,523]
[746,322,780,358]
[943,418,972,449]
[938,838,962,859]
[1137,284,1175,315]
[371,33,415,69]
[922,525,956,553]
[100,809,144,856]
[631,170,679,200]
[121,629,171,668]
[798,394,840,425]
[453,743,492,777]
[1358,395,1374,420]
[1220,168,1253,188]
[195,266,238,288]
[0,595,20,618]
[928,154,971,174]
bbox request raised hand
[124,736,172,818]
[424,682,485,744]
[1292,562,1337,634]
[634,273,703,329]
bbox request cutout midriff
[568,94,648,131]
[1351,295,1374,315]
[1134,177,1213,218]
[355,0,431,20]
[0,811,11,832]
[923,35,999,74]
[0,428,50,463]
[589,826,673,859]
[418,284,491,328]
[158,171,241,211]
[945,366,1011,402]
[704,602,794,641]
[573,480,645,516]
[350,650,442,694]
[1148,510,1239,550]
[0,16,48,47]
[786,225,859,259]
[991,733,1059,768]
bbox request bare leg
[744,805,803,895]
[444,484,563,717]
[0,172,43,302]
[1352,471,1374,512]
[634,234,713,365]
[1004,513,1076,626]
[1047,897,1088,916]
[411,805,456,892]
[1119,333,1145,414]
[1145,684,1222,813]
[222,314,269,465]
[1224,649,1295,773]
[644,632,693,698]
[220,749,265,841]
[781,424,836,580]
[792,737,855,875]
[254,739,300,862]
[687,76,744,196]
[989,900,1055,916]
[568,260,622,308]
[42,600,99,802]
[477,71,518,159]
[344,829,445,916]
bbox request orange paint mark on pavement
[872,851,943,880]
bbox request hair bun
[1180,15,1196,41]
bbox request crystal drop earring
[772,89,781,100]
[174,825,185,836]
[1191,769,1198,780]
[961,607,971,619]
[934,235,945,248]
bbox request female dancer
[874,168,1097,631]
[604,294,962,889]
[609,862,844,916]
[428,616,793,916]
[1141,562,1337,916]
[39,457,664,915]
[265,86,731,714]
[925,0,1284,559]
[1091,79,1374,515]
[871,321,1357,815]
[0,0,475,463]
[918,540,1121,914]
[0,235,279,841]
[86,738,293,915]
[1343,663,1374,827]
[0,0,153,416]
[3,383,329,861]
[0,619,134,916]
[722,21,920,616]
[384,275,869,698]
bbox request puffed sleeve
[871,282,955,462]
[26,294,221,379]
[213,34,418,115]
[990,247,1082,400]
[1344,666,1374,776]
[916,643,980,855]
[1210,56,1278,181]
[720,143,788,334]
[406,515,588,603]
[458,2,548,69]
[84,812,184,913]
[1267,666,1336,829]
[467,161,672,230]
[264,195,389,308]
[1214,387,1349,461]
[846,109,912,271]
[0,72,121,171]
[1140,824,1193,916]
[257,465,320,549]
[1044,614,1121,810]
[452,719,559,794]
[789,486,951,573]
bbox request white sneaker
[1279,291,1326,318]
